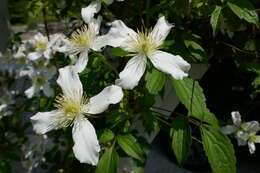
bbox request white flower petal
[151,16,174,46]
[25,85,40,98]
[55,37,70,53]
[116,55,147,89]
[248,141,256,154]
[43,49,52,59]
[73,51,89,73]
[237,138,247,146]
[86,85,124,114]
[81,1,101,24]
[43,83,54,97]
[28,52,42,61]
[57,66,83,98]
[95,20,136,50]
[242,121,260,134]
[149,50,190,80]
[14,44,26,59]
[236,130,250,142]
[231,111,241,126]
[72,116,100,165]
[34,33,47,43]
[89,15,102,36]
[42,66,56,80]
[0,104,7,112]
[30,111,62,134]
[221,125,237,135]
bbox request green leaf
[99,129,115,143]
[200,126,236,173]
[109,47,129,57]
[134,167,144,173]
[39,98,48,111]
[117,134,145,162]
[210,6,222,36]
[184,40,207,62]
[145,68,166,95]
[227,0,259,26]
[244,39,256,51]
[96,146,119,173]
[170,116,191,166]
[171,77,218,126]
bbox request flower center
[68,25,97,55]
[133,31,157,56]
[36,41,47,51]
[54,93,89,127]
[33,75,45,86]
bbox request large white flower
[97,16,190,89]
[30,66,123,165]
[25,66,56,98]
[28,33,65,61]
[81,0,124,23]
[221,111,260,154]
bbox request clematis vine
[97,16,190,89]
[30,66,123,165]
[221,111,260,154]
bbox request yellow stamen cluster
[54,92,89,127]
[36,41,47,51]
[68,25,97,55]
[130,30,158,56]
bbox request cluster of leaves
[1,0,260,173]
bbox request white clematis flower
[28,33,65,61]
[97,16,190,89]
[30,66,123,165]
[25,66,56,98]
[221,111,260,154]
[81,0,124,23]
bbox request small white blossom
[21,134,51,173]
[30,66,123,165]
[97,16,190,89]
[25,66,56,98]
[221,111,260,154]
[27,33,65,61]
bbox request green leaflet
[99,129,115,144]
[170,116,191,166]
[184,40,207,62]
[96,146,119,173]
[109,47,129,57]
[171,77,219,126]
[117,134,145,162]
[145,68,166,95]
[210,6,222,36]
[200,126,236,173]
[227,0,259,26]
